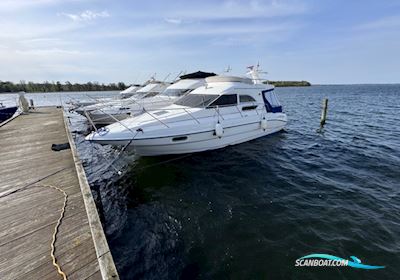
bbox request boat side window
[239,95,256,103]
[174,94,218,107]
[207,94,237,108]
[172,136,188,142]
[242,105,258,111]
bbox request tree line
[265,80,311,87]
[0,81,128,93]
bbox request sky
[0,0,400,84]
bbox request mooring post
[29,99,35,110]
[320,98,328,128]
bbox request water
[2,85,399,279]
[0,90,120,107]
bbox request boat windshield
[142,91,160,98]
[174,94,219,108]
[133,92,150,99]
[160,88,192,97]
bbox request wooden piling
[29,99,35,109]
[320,98,328,128]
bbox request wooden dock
[0,107,119,280]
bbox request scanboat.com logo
[295,254,385,269]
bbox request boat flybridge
[86,68,287,156]
[86,71,216,126]
[75,80,168,117]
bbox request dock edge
[62,110,120,280]
[0,111,21,127]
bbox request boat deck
[0,107,118,280]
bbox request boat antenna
[172,71,183,82]
[247,63,268,84]
[132,72,141,86]
[224,65,232,73]
[162,73,171,83]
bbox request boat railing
[84,99,270,134]
[119,102,269,128]
[142,108,170,128]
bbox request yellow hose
[38,185,68,280]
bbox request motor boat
[83,81,171,125]
[119,85,141,98]
[74,81,166,116]
[70,84,143,112]
[86,67,287,156]
[86,72,216,126]
[0,102,18,123]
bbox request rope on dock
[37,184,68,280]
[1,182,69,279]
[0,167,69,199]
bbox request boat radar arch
[246,64,267,85]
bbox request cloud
[0,45,99,82]
[0,0,59,11]
[169,0,308,20]
[164,18,182,25]
[355,15,400,30]
[93,20,301,40]
[60,10,110,22]
[15,48,93,56]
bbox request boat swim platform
[0,107,119,280]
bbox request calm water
[3,85,399,279]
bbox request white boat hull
[85,77,287,157]
[90,117,286,156]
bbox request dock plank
[0,108,117,280]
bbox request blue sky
[0,0,399,84]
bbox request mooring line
[134,153,193,171]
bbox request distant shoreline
[2,81,399,94]
[0,81,127,94]
[0,90,120,94]
[1,80,312,93]
[265,81,311,87]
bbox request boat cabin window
[239,95,256,103]
[207,94,237,108]
[174,94,219,108]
